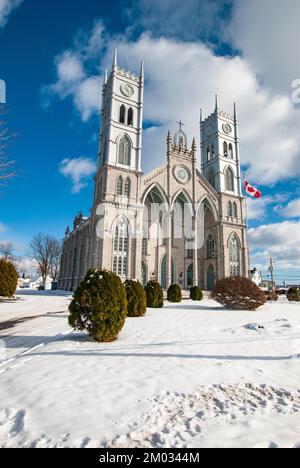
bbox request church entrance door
[161,255,174,289]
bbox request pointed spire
[113,48,118,69]
[140,60,144,80]
[234,102,237,120]
[192,137,196,151]
[215,94,219,112]
[200,108,203,123]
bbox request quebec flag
[0,79,6,104]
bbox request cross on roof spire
[176,120,185,132]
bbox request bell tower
[200,98,242,196]
[98,50,144,173]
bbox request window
[118,135,131,166]
[127,108,134,126]
[119,105,126,124]
[228,201,233,217]
[223,141,228,157]
[116,176,123,195]
[211,143,215,159]
[124,177,131,197]
[229,235,240,276]
[142,238,147,256]
[229,143,233,159]
[207,234,215,259]
[208,169,215,189]
[113,219,128,277]
[233,202,238,218]
[225,167,234,192]
[207,146,211,161]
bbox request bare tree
[50,240,62,281]
[0,104,16,183]
[29,234,62,288]
[0,241,14,261]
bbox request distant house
[17,277,31,289]
[250,268,262,287]
[30,275,53,290]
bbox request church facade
[58,52,249,292]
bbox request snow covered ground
[0,291,299,448]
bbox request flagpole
[243,173,251,278]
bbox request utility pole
[268,258,275,292]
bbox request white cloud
[0,0,23,29]
[249,220,300,270]
[229,0,300,96]
[59,157,96,193]
[284,198,300,218]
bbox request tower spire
[113,49,118,69]
[234,102,237,121]
[215,94,218,112]
[140,60,144,80]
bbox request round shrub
[287,287,300,302]
[144,281,164,308]
[266,291,279,302]
[167,284,182,303]
[69,269,128,342]
[190,286,203,301]
[0,260,18,298]
[124,279,147,317]
[212,276,266,311]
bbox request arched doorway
[207,265,215,290]
[161,255,174,289]
[141,262,148,286]
[187,264,193,289]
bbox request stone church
[58,51,249,292]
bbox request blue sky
[1,0,300,283]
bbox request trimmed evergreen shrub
[124,279,147,317]
[266,292,279,302]
[69,269,128,342]
[190,286,203,301]
[287,287,300,302]
[0,260,18,298]
[212,276,266,311]
[167,284,182,303]
[144,281,164,308]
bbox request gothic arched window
[229,235,240,277]
[124,177,131,197]
[207,146,211,161]
[223,141,228,157]
[225,167,234,192]
[127,108,134,126]
[119,105,126,124]
[113,219,128,277]
[208,169,215,189]
[228,201,233,217]
[233,202,238,218]
[207,234,215,259]
[116,176,123,195]
[229,143,233,159]
[118,135,131,166]
[186,235,193,259]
